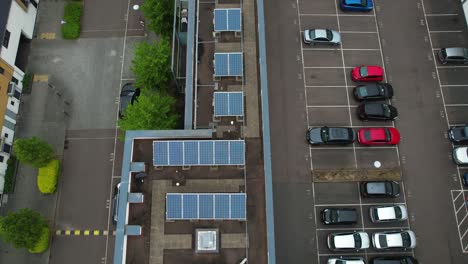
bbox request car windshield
[463,127,468,137]
[394,206,402,218]
[378,235,388,247]
[372,208,379,220]
[353,233,362,248]
[401,232,411,247]
[382,104,391,117]
[358,87,368,96]
[309,30,316,39]
[385,129,391,141]
[321,127,329,141]
[359,67,368,77]
[326,30,333,41]
[385,181,392,194]
[336,260,346,264]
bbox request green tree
[132,39,172,91]
[118,91,178,134]
[13,137,55,168]
[142,0,174,37]
[0,208,48,250]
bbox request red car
[357,127,400,145]
[351,66,383,82]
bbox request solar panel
[166,193,246,221]
[153,140,245,166]
[214,53,243,77]
[214,8,241,32]
[214,92,244,116]
[166,194,182,219]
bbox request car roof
[314,29,327,39]
[364,66,383,75]
[333,233,356,248]
[364,103,384,115]
[381,232,403,247]
[375,206,398,220]
[345,0,363,5]
[367,128,387,141]
[328,127,352,140]
[445,47,468,57]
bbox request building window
[0,156,4,163]
[0,67,4,74]
[3,143,11,154]
[10,101,14,106]
[4,133,8,138]
[3,30,10,48]
[11,77,18,84]
[30,0,38,8]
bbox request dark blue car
[463,173,468,187]
[340,0,373,11]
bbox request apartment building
[0,0,39,193]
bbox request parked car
[370,205,408,223]
[321,208,358,225]
[307,127,355,145]
[438,47,468,64]
[112,183,122,225]
[360,181,400,198]
[340,0,373,11]
[372,256,418,264]
[353,83,393,101]
[303,29,341,46]
[357,103,398,121]
[448,125,468,143]
[357,127,400,145]
[328,257,365,264]
[119,83,141,119]
[327,231,370,251]
[372,230,416,250]
[453,146,468,165]
[351,66,383,82]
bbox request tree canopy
[131,39,172,91]
[118,91,179,134]
[0,208,48,250]
[13,137,55,168]
[141,0,174,37]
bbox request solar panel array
[153,140,245,166]
[214,92,244,116]
[214,8,242,32]
[214,53,243,77]
[166,193,247,220]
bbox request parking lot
[266,0,468,263]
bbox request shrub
[0,209,47,250]
[22,73,32,94]
[3,156,17,193]
[61,2,83,39]
[28,226,50,253]
[37,159,60,194]
[13,137,55,168]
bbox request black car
[372,256,418,264]
[357,103,398,121]
[307,127,355,145]
[119,83,141,118]
[321,208,358,225]
[448,125,468,143]
[353,83,393,101]
[360,181,400,198]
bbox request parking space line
[461,226,468,239]
[457,203,466,214]
[437,66,468,69]
[458,212,468,225]
[303,48,381,51]
[310,146,354,150]
[441,84,468,87]
[454,191,463,201]
[305,85,348,87]
[319,251,410,257]
[306,105,355,108]
[429,30,464,33]
[446,104,468,107]
[355,146,397,149]
[315,202,407,207]
[425,13,458,16]
[340,31,377,34]
[316,226,408,231]
[303,66,354,69]
[299,14,375,17]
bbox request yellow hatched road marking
[74,230,80,235]
[39,32,56,39]
[33,74,49,82]
[84,230,90,236]
[93,230,100,236]
[65,230,71,235]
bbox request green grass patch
[37,159,60,194]
[28,226,50,254]
[61,2,83,39]
[3,156,16,193]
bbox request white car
[303,29,341,46]
[327,257,365,264]
[453,147,468,165]
[370,205,408,223]
[327,231,370,251]
[372,230,416,250]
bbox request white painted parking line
[425,13,458,16]
[305,85,348,87]
[316,226,409,231]
[318,251,411,257]
[457,203,467,214]
[438,65,468,69]
[303,48,381,51]
[299,14,374,17]
[315,203,407,207]
[307,105,355,108]
[446,104,468,107]
[310,146,354,150]
[430,30,464,33]
[355,146,398,149]
[461,226,468,239]
[303,66,354,69]
[454,191,464,201]
[340,31,378,34]
[458,212,468,226]
[441,84,468,87]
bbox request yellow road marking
[93,230,100,236]
[65,230,71,235]
[39,32,56,39]
[74,230,80,235]
[33,74,49,82]
[84,230,90,236]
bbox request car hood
[330,30,341,43]
[308,128,323,143]
[304,30,311,41]
[450,126,468,141]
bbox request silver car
[303,29,341,46]
[438,47,468,64]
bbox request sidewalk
[0,81,68,264]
